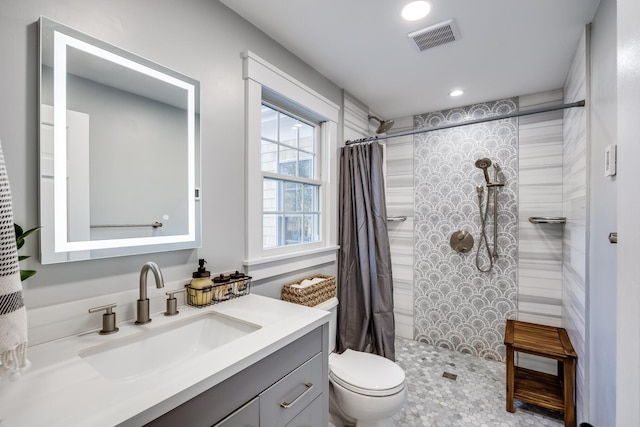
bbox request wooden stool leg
[563,358,576,427]
[558,360,564,381]
[506,345,515,412]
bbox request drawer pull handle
[280,382,313,409]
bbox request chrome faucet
[136,261,164,324]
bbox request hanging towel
[0,138,29,381]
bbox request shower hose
[475,185,496,272]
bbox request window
[243,51,339,278]
[261,104,321,248]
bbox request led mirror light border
[53,30,196,252]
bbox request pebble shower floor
[392,337,564,426]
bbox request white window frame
[243,51,339,280]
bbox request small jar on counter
[213,274,230,301]
[229,270,247,295]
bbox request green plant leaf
[20,226,41,239]
[20,270,36,282]
[14,223,41,281]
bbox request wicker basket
[281,274,336,307]
[185,275,251,308]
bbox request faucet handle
[164,289,186,317]
[88,303,119,335]
[88,303,117,314]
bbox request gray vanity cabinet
[214,397,259,426]
[145,325,329,427]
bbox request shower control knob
[450,230,474,253]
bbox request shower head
[368,115,395,134]
[474,158,492,169]
[475,158,492,184]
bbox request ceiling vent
[408,19,460,52]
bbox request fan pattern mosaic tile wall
[413,98,519,361]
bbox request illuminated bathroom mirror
[39,16,201,264]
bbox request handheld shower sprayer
[474,158,492,184]
[474,157,504,272]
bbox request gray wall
[588,0,617,424]
[562,28,589,423]
[0,0,342,308]
[385,117,415,340]
[517,90,564,330]
[516,90,564,375]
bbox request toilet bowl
[315,297,407,427]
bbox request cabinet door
[284,395,323,427]
[259,354,323,426]
[213,397,259,427]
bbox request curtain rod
[345,100,585,145]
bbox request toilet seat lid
[329,349,406,397]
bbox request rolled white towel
[290,277,325,289]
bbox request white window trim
[243,51,339,276]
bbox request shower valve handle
[450,230,474,253]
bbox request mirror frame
[39,16,201,263]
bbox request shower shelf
[528,217,566,224]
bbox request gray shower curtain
[337,141,395,361]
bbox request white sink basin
[79,312,261,381]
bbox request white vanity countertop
[0,295,330,426]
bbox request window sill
[243,245,339,281]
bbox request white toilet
[315,297,407,427]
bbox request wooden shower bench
[504,319,577,427]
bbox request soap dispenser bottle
[189,259,213,306]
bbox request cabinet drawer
[213,397,259,427]
[259,353,323,426]
[285,395,324,427]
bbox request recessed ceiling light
[402,1,431,21]
[449,89,464,97]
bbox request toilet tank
[314,297,338,354]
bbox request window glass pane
[278,144,297,176]
[283,181,302,212]
[261,140,278,173]
[263,214,278,248]
[303,184,318,211]
[260,103,321,250]
[284,214,302,245]
[298,123,314,152]
[261,105,278,141]
[279,114,299,147]
[263,179,278,212]
[303,214,319,243]
[279,113,302,148]
[299,151,314,179]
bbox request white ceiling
[220,0,600,120]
